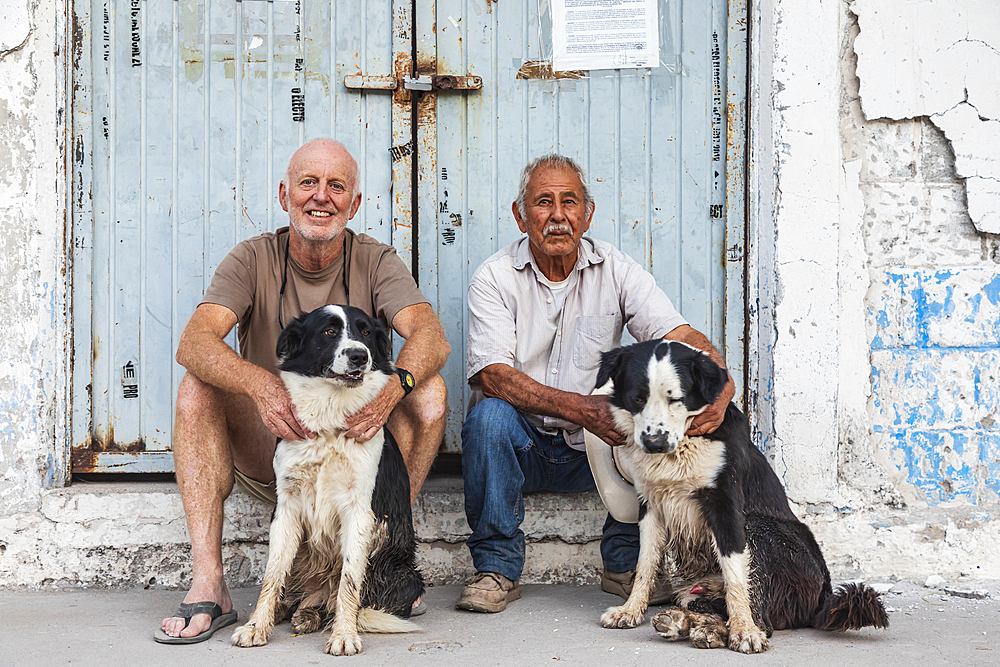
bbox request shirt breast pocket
[572,315,617,371]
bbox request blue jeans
[461,397,639,581]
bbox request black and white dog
[231,305,424,656]
[596,339,887,653]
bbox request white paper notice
[552,0,659,71]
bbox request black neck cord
[278,235,291,329]
[277,232,350,330]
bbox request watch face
[398,368,414,393]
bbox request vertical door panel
[144,0,178,448]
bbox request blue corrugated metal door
[72,0,745,470]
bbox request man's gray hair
[516,154,595,218]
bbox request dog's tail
[357,608,420,634]
[812,583,889,631]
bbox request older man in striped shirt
[455,154,734,613]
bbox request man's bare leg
[161,373,276,639]
[386,374,447,504]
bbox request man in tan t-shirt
[157,139,450,643]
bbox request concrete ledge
[3,478,999,590]
[0,476,608,589]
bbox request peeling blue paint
[875,308,889,330]
[872,268,1000,506]
[43,452,55,488]
[983,273,1000,307]
[894,431,977,505]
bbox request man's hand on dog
[581,395,627,448]
[345,380,405,442]
[685,372,735,437]
[254,375,314,441]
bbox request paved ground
[1,581,997,666]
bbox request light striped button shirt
[466,236,687,450]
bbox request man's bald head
[283,139,359,196]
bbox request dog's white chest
[622,436,727,545]
[275,433,382,546]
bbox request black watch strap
[396,367,415,397]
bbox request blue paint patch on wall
[877,269,1000,348]
[893,430,978,505]
[872,349,969,430]
[873,268,1000,506]
[983,273,1000,307]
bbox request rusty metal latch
[344,73,482,92]
[342,75,398,90]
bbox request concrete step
[0,475,608,589]
[413,475,607,585]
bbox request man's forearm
[474,363,597,427]
[666,324,727,371]
[176,329,274,400]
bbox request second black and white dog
[595,339,887,653]
[231,305,423,656]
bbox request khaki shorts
[234,467,277,505]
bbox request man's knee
[175,372,222,424]
[405,373,448,427]
[462,398,521,453]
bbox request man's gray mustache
[543,224,572,236]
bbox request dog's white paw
[326,632,363,656]
[231,622,270,647]
[601,605,646,629]
[291,607,323,634]
[727,623,768,654]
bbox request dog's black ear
[691,351,729,406]
[373,320,393,371]
[276,318,306,366]
[597,346,629,390]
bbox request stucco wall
[0,0,69,514]
[754,0,1000,579]
[2,0,999,589]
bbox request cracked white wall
[852,0,1000,234]
[0,0,69,515]
[756,0,1000,580]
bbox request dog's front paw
[727,623,768,654]
[231,622,270,647]
[651,607,690,641]
[291,607,323,634]
[690,622,728,649]
[601,605,646,629]
[326,632,363,656]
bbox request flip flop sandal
[153,601,238,644]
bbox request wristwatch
[395,367,415,397]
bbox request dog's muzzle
[324,346,371,383]
[640,431,678,454]
[345,347,370,370]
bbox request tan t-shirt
[202,227,428,377]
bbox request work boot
[455,572,521,613]
[601,568,674,605]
